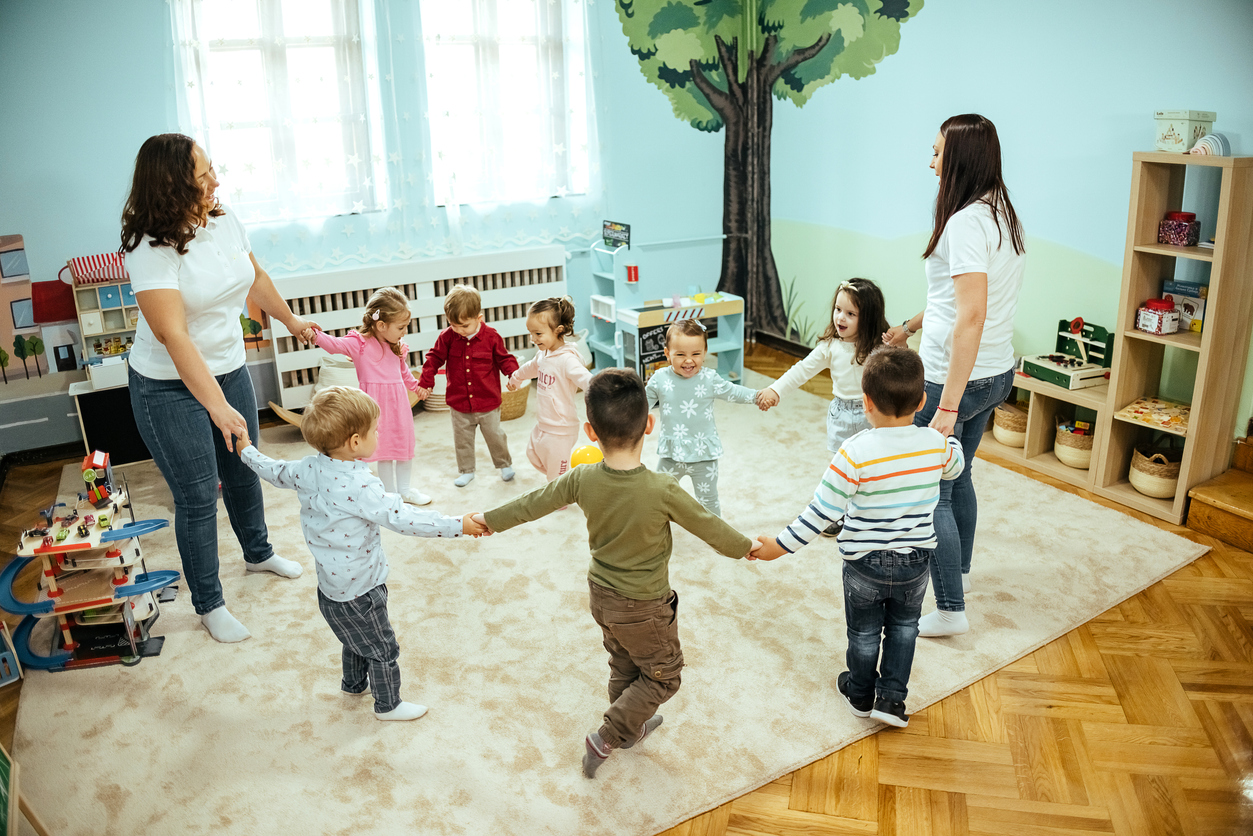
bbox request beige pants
[527,427,579,481]
[450,408,512,473]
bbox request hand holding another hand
[747,535,786,562]
[464,512,492,537]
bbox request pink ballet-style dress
[313,330,420,462]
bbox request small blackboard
[634,318,719,382]
[602,220,630,249]
[0,741,15,836]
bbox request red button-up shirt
[417,324,520,414]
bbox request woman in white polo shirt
[121,133,319,643]
[884,114,1026,638]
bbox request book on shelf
[1114,396,1190,433]
[1160,280,1207,298]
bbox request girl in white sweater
[758,278,889,535]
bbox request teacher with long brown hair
[121,133,319,642]
[883,114,1026,638]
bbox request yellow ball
[570,445,604,467]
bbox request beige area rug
[15,371,1208,836]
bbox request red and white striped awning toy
[67,253,129,285]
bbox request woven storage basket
[1129,446,1181,498]
[1054,424,1093,469]
[992,404,1027,447]
[500,380,530,421]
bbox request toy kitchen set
[1019,318,1112,390]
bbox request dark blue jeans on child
[842,548,933,705]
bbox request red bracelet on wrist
[937,407,958,414]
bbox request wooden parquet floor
[1,345,1250,834]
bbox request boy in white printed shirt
[237,386,488,720]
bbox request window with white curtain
[173,0,388,222]
[419,0,591,206]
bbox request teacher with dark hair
[883,114,1026,638]
[121,133,319,642]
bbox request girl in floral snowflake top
[644,319,765,517]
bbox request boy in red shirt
[417,285,520,486]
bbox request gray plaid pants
[657,457,721,516]
[317,585,403,713]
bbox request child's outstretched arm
[238,446,302,492]
[509,353,540,389]
[492,331,521,379]
[766,341,834,402]
[355,480,466,539]
[665,481,754,559]
[311,329,363,359]
[709,373,759,406]
[481,470,581,534]
[415,331,451,399]
[771,451,854,557]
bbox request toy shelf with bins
[980,372,1109,492]
[586,242,639,370]
[1090,152,1253,524]
[73,278,139,363]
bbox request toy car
[63,510,79,526]
[55,528,70,541]
[83,515,95,527]
[41,536,54,548]
[76,523,90,539]
[25,527,50,538]
[97,514,111,529]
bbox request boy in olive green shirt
[475,368,753,779]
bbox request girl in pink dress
[507,297,592,481]
[305,287,431,506]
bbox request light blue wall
[768,0,1253,425]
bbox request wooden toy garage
[1,451,179,672]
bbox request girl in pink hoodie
[507,297,592,481]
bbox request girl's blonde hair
[527,296,576,340]
[357,287,411,357]
[665,318,707,348]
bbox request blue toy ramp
[13,614,71,671]
[100,518,170,543]
[114,570,181,597]
[0,555,53,615]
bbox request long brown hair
[923,114,1024,259]
[120,133,222,256]
[818,278,889,365]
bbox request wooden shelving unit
[1089,152,1253,524]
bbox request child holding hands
[305,287,431,506]
[474,368,754,779]
[752,347,964,728]
[645,319,763,516]
[238,386,488,721]
[757,279,890,535]
[416,285,520,487]
[507,297,592,481]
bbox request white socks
[963,573,972,594]
[377,460,397,492]
[376,701,428,721]
[394,459,412,493]
[918,609,969,637]
[246,554,303,578]
[201,606,251,643]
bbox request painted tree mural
[616,0,922,337]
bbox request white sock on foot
[454,472,475,487]
[246,554,303,578]
[201,606,251,643]
[376,701,428,721]
[962,573,972,594]
[918,609,969,637]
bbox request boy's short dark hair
[861,346,925,418]
[585,368,649,451]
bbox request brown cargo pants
[588,580,685,748]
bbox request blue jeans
[913,367,1015,612]
[842,549,933,704]
[129,365,273,615]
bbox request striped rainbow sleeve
[942,436,966,481]
[776,450,857,553]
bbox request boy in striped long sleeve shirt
[752,347,964,728]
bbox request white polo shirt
[919,199,1026,384]
[125,206,255,380]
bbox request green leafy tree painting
[0,347,8,384]
[26,336,44,377]
[616,0,922,337]
[240,313,264,350]
[12,335,30,378]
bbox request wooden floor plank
[1102,654,1203,729]
[876,735,1019,798]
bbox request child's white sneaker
[376,701,428,721]
[402,488,432,506]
